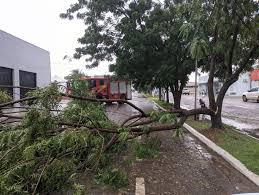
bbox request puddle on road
[219,117,259,139]
[221,117,256,130]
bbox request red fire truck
[67,76,132,100]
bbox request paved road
[104,93,259,195]
[169,93,259,136]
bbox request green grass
[186,118,259,175]
[144,93,174,110]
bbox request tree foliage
[0,82,194,194]
[61,0,258,127]
[181,0,259,128]
[0,90,12,104]
[61,0,196,109]
[64,69,86,81]
[0,84,116,194]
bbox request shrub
[94,168,128,189]
[133,137,161,159]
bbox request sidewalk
[113,95,259,194]
[124,130,259,194]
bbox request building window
[89,79,96,88]
[0,66,13,97]
[100,79,105,86]
[19,70,37,99]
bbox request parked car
[242,87,259,102]
[182,88,190,95]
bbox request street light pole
[194,59,198,120]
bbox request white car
[242,87,259,102]
[182,88,190,95]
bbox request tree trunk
[166,87,169,103]
[159,87,162,101]
[172,91,181,109]
[211,112,223,129]
[211,77,238,129]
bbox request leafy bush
[39,159,74,193]
[94,168,128,189]
[0,90,11,104]
[133,137,161,159]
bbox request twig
[61,93,147,116]
[32,157,50,195]
[0,97,37,108]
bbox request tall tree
[114,2,196,109]
[181,0,259,128]
[64,69,86,81]
[61,0,258,128]
[61,0,195,109]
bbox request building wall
[198,75,221,95]
[0,30,51,100]
[251,66,259,88]
[198,73,251,96]
[252,80,259,88]
[226,73,250,96]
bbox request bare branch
[0,97,37,108]
[61,93,147,116]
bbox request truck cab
[67,76,132,101]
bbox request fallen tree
[0,84,216,194]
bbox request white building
[198,72,251,96]
[227,73,250,96]
[0,30,51,101]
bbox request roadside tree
[181,0,259,128]
[60,0,195,109]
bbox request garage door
[19,70,36,99]
[0,67,13,97]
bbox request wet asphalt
[176,94,259,137]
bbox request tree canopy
[61,0,196,108]
[181,0,259,128]
[61,0,259,127]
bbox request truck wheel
[242,95,247,102]
[257,96,259,103]
[96,93,103,99]
[118,94,126,104]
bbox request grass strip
[144,93,173,110]
[186,118,259,175]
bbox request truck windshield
[89,79,96,88]
[100,79,105,85]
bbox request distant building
[185,82,196,94]
[226,73,250,96]
[198,75,221,95]
[251,61,259,88]
[0,30,51,100]
[198,72,251,96]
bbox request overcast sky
[0,0,110,81]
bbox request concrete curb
[135,178,145,195]
[150,98,259,187]
[184,123,259,187]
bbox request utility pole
[194,60,198,120]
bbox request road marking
[136,177,145,195]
